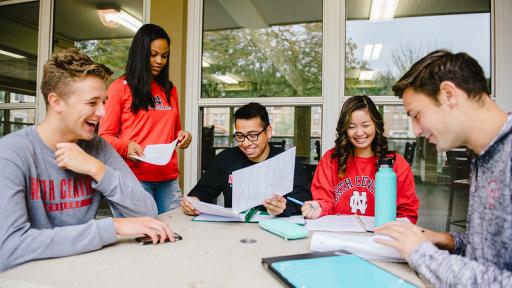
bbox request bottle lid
[378,152,395,167]
[378,158,393,166]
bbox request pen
[286,197,318,210]
[286,197,305,206]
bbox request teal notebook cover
[270,254,416,288]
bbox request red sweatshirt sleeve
[311,150,338,216]
[394,154,420,223]
[99,79,130,157]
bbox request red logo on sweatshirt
[30,176,93,212]
[487,180,499,209]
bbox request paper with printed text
[231,147,296,213]
[130,138,179,165]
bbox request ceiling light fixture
[0,49,25,59]
[363,43,383,60]
[369,0,399,22]
[98,9,142,33]
[359,70,376,81]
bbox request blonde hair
[41,48,112,106]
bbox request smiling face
[149,38,169,77]
[346,109,376,156]
[402,87,461,152]
[58,76,107,142]
[235,117,271,162]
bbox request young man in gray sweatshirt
[0,48,175,272]
[375,50,512,287]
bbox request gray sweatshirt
[0,126,157,272]
[409,115,512,287]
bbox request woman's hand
[177,131,192,149]
[127,141,144,160]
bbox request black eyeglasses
[233,127,267,143]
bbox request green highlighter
[244,207,258,223]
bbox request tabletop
[0,210,426,288]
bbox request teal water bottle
[375,157,397,227]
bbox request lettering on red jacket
[334,176,375,203]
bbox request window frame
[183,0,506,193]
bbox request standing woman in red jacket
[99,24,191,215]
[302,96,419,223]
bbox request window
[195,0,324,182]
[0,1,39,137]
[53,0,144,81]
[345,0,491,232]
[201,0,322,98]
[200,105,322,174]
[345,0,491,97]
[0,107,36,137]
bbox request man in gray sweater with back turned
[374,49,512,287]
[0,48,175,272]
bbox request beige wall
[151,0,188,189]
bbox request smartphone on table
[135,232,183,245]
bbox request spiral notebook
[310,232,405,262]
[262,251,417,288]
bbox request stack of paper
[305,215,411,232]
[310,232,405,262]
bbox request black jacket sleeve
[279,158,312,217]
[187,153,224,204]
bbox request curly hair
[332,96,388,176]
[41,47,112,106]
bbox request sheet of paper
[357,216,411,231]
[188,197,242,220]
[193,213,244,222]
[130,139,179,165]
[231,147,296,213]
[305,215,366,232]
[192,212,305,225]
[251,214,306,225]
[310,232,405,262]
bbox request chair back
[268,140,286,150]
[201,125,215,175]
[403,142,416,166]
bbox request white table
[0,210,426,288]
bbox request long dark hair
[332,96,388,176]
[125,24,173,113]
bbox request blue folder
[263,252,417,288]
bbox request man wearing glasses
[181,102,311,216]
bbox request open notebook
[189,197,305,224]
[262,251,416,287]
[305,215,411,232]
[310,232,405,262]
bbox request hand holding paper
[231,148,296,213]
[181,196,200,215]
[263,194,287,216]
[129,139,179,165]
[310,232,405,262]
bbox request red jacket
[311,149,419,223]
[99,78,181,182]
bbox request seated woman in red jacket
[302,96,419,223]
